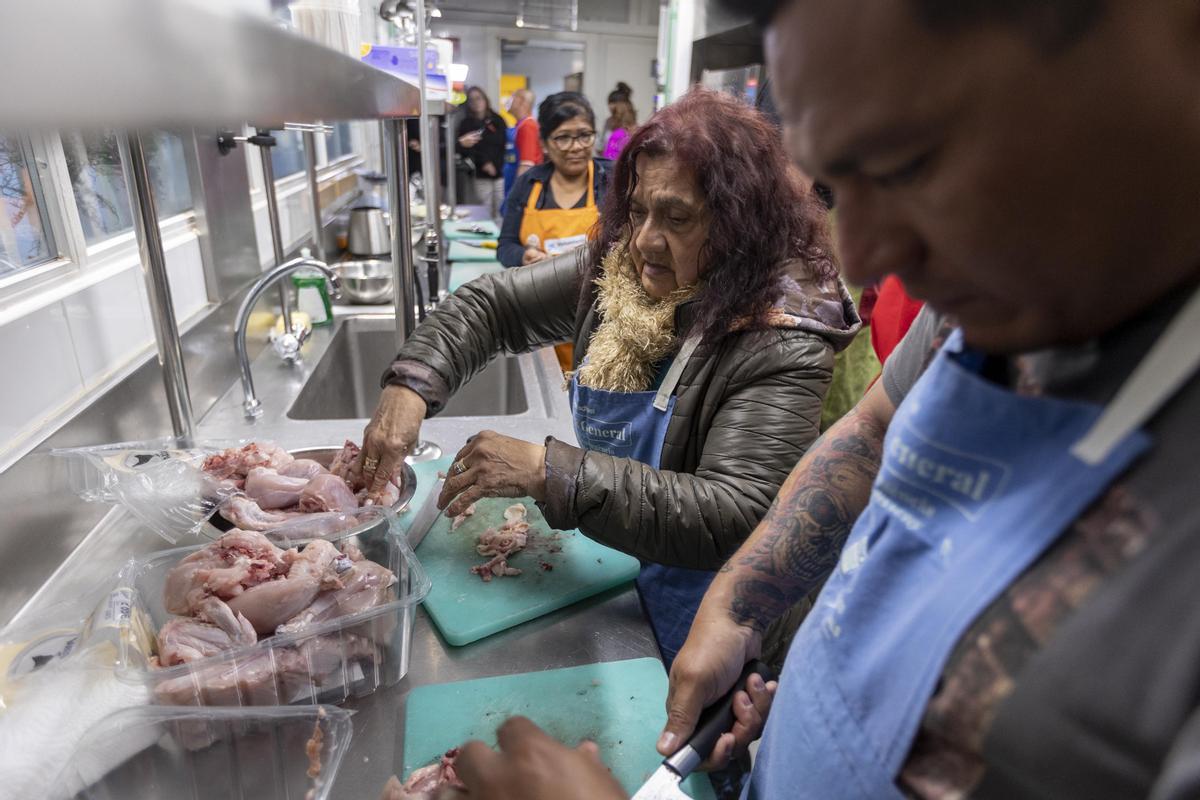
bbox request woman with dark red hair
[358,88,861,665]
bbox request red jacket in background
[870,275,924,364]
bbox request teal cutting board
[444,219,500,240]
[447,240,500,262]
[403,658,716,798]
[449,262,503,291]
[415,496,640,646]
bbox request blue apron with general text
[746,329,1153,799]
[568,338,715,667]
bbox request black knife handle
[664,659,776,775]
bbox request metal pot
[348,205,390,256]
[334,259,393,305]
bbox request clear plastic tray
[50,704,353,800]
[114,507,431,707]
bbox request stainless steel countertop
[21,312,660,799]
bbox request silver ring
[452,459,468,475]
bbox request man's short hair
[730,0,1107,51]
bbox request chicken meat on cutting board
[380,749,463,800]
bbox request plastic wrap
[115,506,431,707]
[53,438,235,544]
[0,599,151,800]
[49,704,353,800]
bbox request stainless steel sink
[288,316,529,420]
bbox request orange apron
[519,162,599,372]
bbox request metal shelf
[0,0,423,128]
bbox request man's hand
[359,385,426,503]
[454,717,627,800]
[658,602,771,769]
[438,431,547,516]
[522,247,548,265]
[657,380,896,768]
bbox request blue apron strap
[653,335,702,412]
[1072,283,1200,465]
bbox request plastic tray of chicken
[112,505,431,707]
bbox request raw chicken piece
[276,559,397,635]
[266,511,368,542]
[220,495,306,531]
[467,504,531,581]
[163,529,287,616]
[470,553,522,582]
[153,649,288,706]
[156,609,256,666]
[327,440,363,488]
[306,707,326,779]
[381,749,463,800]
[225,540,343,634]
[202,442,294,481]
[475,527,528,557]
[280,458,329,480]
[299,473,361,513]
[450,503,476,531]
[245,467,310,510]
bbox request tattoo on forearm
[726,406,886,633]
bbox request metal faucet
[235,257,342,419]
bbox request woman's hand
[453,717,627,800]
[358,385,427,503]
[459,130,483,149]
[522,247,548,265]
[480,162,497,177]
[438,431,546,517]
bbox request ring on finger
[452,459,468,475]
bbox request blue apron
[568,338,715,667]
[747,329,1154,799]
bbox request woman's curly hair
[589,87,835,343]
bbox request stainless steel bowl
[334,260,394,305]
[289,446,417,513]
[208,446,416,533]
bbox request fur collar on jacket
[572,244,697,393]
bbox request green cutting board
[449,262,503,292]
[403,658,716,798]
[444,220,500,240]
[447,240,500,262]
[415,496,640,646]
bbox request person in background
[602,97,638,161]
[869,274,924,365]
[498,92,611,268]
[510,88,542,178]
[597,81,633,156]
[456,86,508,221]
[358,88,859,673]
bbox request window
[0,135,56,278]
[270,129,307,179]
[62,131,193,245]
[326,122,355,161]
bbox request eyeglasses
[549,131,596,150]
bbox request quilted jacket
[382,249,860,568]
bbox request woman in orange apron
[498,92,613,371]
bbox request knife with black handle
[631,660,776,799]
